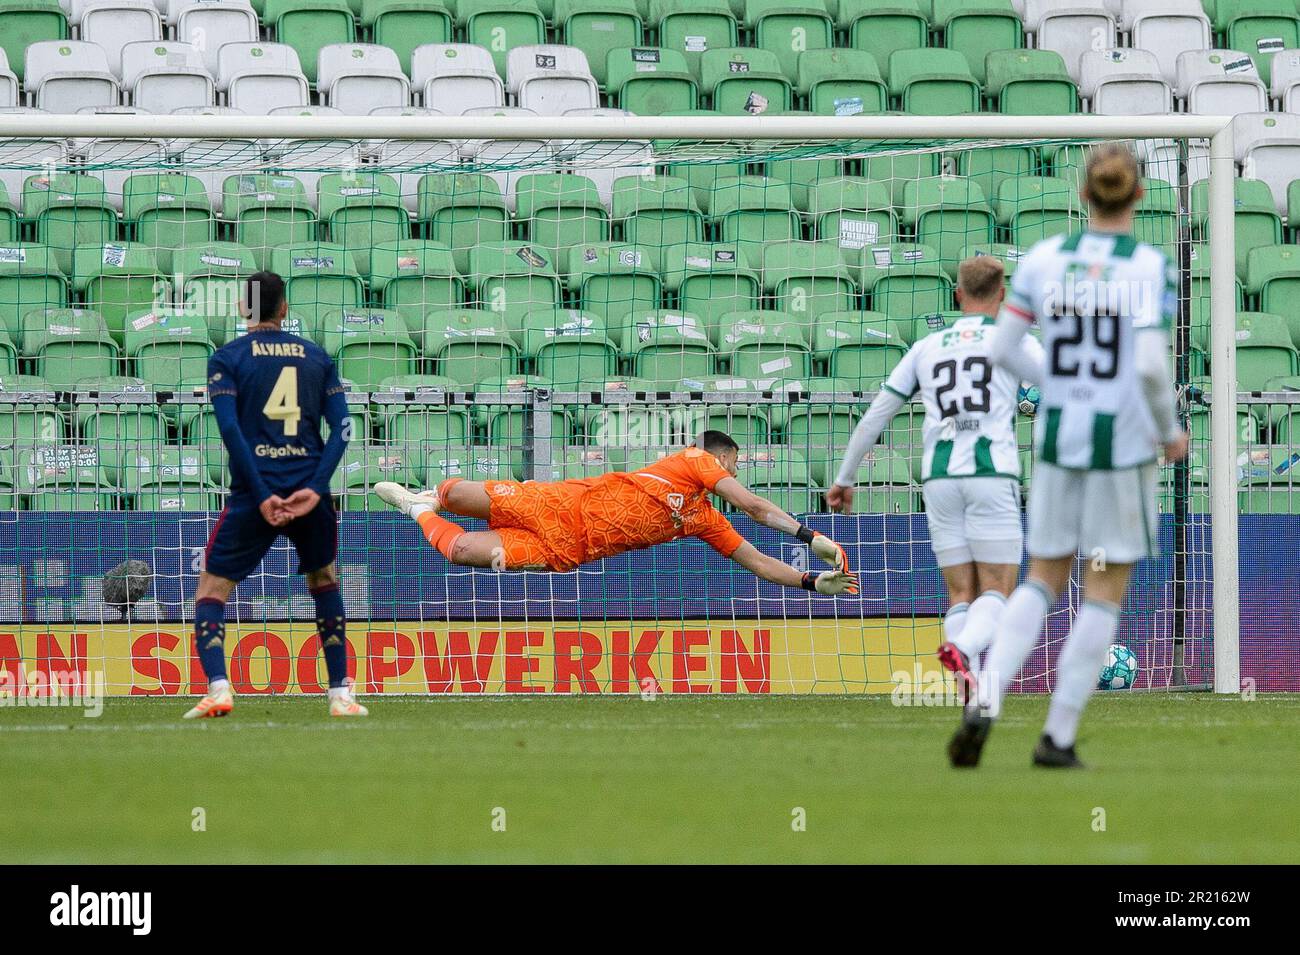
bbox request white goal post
[0,112,1241,694]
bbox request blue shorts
[203,497,338,582]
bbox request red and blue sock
[311,583,348,689]
[194,597,228,683]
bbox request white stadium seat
[1127,0,1211,87]
[1233,112,1300,215]
[120,40,214,112]
[317,43,411,115]
[174,1,259,78]
[412,44,505,114]
[76,131,169,212]
[1269,49,1300,111]
[365,109,458,215]
[262,112,358,211]
[459,106,549,214]
[506,45,599,116]
[1176,49,1268,116]
[217,42,310,115]
[557,108,652,212]
[1079,49,1173,115]
[0,50,17,109]
[167,105,253,214]
[165,0,251,28]
[1024,0,1117,83]
[79,0,164,78]
[25,41,121,113]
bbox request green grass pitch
[2,694,1297,864]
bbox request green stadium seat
[1287,179,1300,243]
[959,242,1025,280]
[651,0,740,81]
[369,240,465,336]
[1191,311,1297,391]
[17,445,117,511]
[735,445,816,514]
[318,173,410,280]
[24,174,118,277]
[881,399,926,461]
[761,241,858,333]
[1133,178,1179,252]
[124,309,214,390]
[265,0,356,85]
[985,48,1077,115]
[469,241,564,344]
[1193,178,1281,283]
[270,244,367,336]
[0,392,64,474]
[122,173,214,277]
[625,309,715,384]
[1247,246,1300,341]
[222,174,317,272]
[888,47,980,114]
[377,390,472,471]
[173,243,257,346]
[841,445,916,513]
[956,140,1040,207]
[662,243,762,345]
[1237,445,1300,514]
[720,311,811,380]
[745,0,835,82]
[666,375,769,445]
[72,244,167,347]
[420,307,520,385]
[1216,0,1298,85]
[0,243,66,345]
[27,309,120,389]
[568,242,664,336]
[1,1,68,85]
[0,183,19,243]
[557,0,644,88]
[857,242,954,326]
[612,175,703,253]
[122,446,217,512]
[796,48,886,116]
[933,0,1021,86]
[783,377,866,460]
[710,176,800,261]
[458,0,547,76]
[901,177,995,278]
[813,311,907,385]
[0,323,16,375]
[862,145,942,207]
[78,399,171,486]
[808,176,896,248]
[838,0,927,83]
[606,47,699,113]
[656,145,751,216]
[332,445,418,511]
[522,308,619,384]
[699,47,793,114]
[319,308,418,390]
[765,154,839,215]
[417,173,510,278]
[514,174,610,278]
[995,176,1083,246]
[360,0,453,76]
[423,445,518,484]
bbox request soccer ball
[1097,644,1139,690]
[1017,384,1041,415]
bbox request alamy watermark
[0,668,106,717]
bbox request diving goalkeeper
[376,431,859,595]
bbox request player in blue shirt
[183,272,364,719]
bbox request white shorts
[922,477,1024,568]
[1026,461,1159,564]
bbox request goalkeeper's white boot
[183,684,234,719]
[375,481,441,517]
[329,691,369,717]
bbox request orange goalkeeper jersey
[572,447,745,561]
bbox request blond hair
[957,255,1005,301]
[1084,144,1141,216]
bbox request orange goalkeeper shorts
[485,480,588,572]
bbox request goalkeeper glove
[801,570,860,596]
[808,531,849,573]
